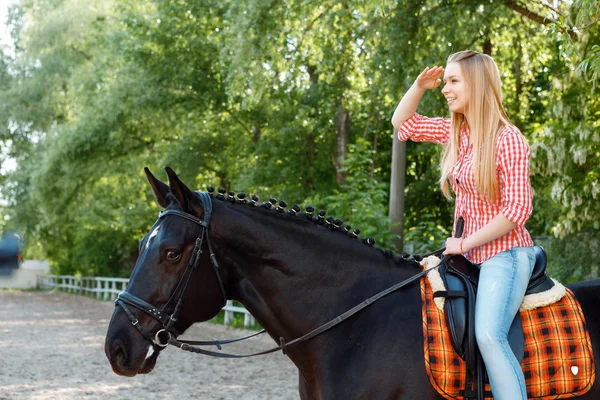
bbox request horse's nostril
[112,342,127,365]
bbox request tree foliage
[0,0,598,279]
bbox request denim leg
[474,247,535,400]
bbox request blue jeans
[474,247,536,400]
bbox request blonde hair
[439,50,512,203]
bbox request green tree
[1,0,598,280]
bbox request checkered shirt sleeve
[497,127,533,226]
[396,113,451,145]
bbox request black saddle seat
[444,245,552,296]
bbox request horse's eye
[165,250,181,261]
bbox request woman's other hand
[443,237,467,255]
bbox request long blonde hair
[439,50,512,203]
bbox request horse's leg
[308,289,444,400]
[568,279,600,398]
[298,371,317,400]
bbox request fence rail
[38,274,256,327]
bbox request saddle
[435,246,555,399]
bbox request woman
[391,50,535,400]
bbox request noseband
[115,192,227,350]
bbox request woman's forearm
[463,213,517,251]
[391,66,444,129]
[444,213,518,255]
[391,81,426,129]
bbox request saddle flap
[447,255,480,285]
[438,257,525,367]
[508,315,525,364]
[438,262,471,362]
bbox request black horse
[105,168,600,399]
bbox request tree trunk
[483,36,492,55]
[334,4,350,186]
[513,33,523,120]
[335,103,349,185]
[389,128,406,252]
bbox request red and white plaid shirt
[398,113,534,263]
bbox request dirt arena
[0,291,299,400]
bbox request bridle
[115,191,450,358]
[115,191,227,351]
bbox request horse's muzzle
[105,308,160,377]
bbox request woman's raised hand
[416,66,445,90]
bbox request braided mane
[207,186,421,267]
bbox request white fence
[38,274,256,327]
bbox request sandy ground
[0,291,299,400]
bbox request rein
[170,251,447,358]
[117,191,450,358]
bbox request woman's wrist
[462,237,475,253]
[414,80,429,91]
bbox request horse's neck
[212,204,419,353]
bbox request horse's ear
[145,167,170,208]
[165,166,198,213]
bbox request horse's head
[105,167,226,376]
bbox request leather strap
[434,290,467,298]
[177,329,267,350]
[117,291,172,326]
[170,256,448,358]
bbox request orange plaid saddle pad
[420,277,595,399]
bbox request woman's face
[442,62,468,114]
